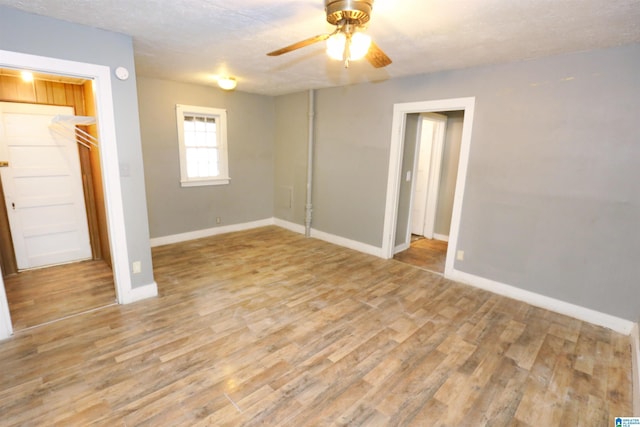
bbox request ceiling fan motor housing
[325,0,373,26]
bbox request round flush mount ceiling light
[217,76,237,91]
[21,71,34,82]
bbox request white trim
[448,268,634,335]
[150,217,638,343]
[273,218,305,234]
[120,281,159,304]
[155,216,385,258]
[382,98,476,273]
[0,50,134,315]
[433,233,449,242]
[632,322,640,416]
[404,116,423,246]
[394,242,410,253]
[309,228,384,258]
[176,104,230,187]
[150,218,275,247]
[0,268,12,340]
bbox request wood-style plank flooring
[0,226,633,426]
[394,235,448,274]
[4,260,116,330]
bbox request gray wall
[299,44,640,321]
[0,6,154,288]
[394,113,420,247]
[274,91,309,225]
[137,77,275,238]
[434,111,464,236]
[312,84,393,247]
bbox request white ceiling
[2,0,640,96]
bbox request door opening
[0,77,114,330]
[410,112,449,241]
[382,98,475,280]
[0,49,135,339]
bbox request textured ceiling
[2,0,640,95]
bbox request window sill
[180,177,230,187]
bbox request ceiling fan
[267,0,392,68]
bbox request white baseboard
[632,322,640,416]
[310,228,384,258]
[394,242,410,253]
[273,218,384,257]
[273,218,305,234]
[150,218,635,340]
[433,233,449,242]
[120,281,158,304]
[446,269,634,335]
[150,218,275,247]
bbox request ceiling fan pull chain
[343,33,352,68]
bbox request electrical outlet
[456,250,464,261]
[216,217,221,224]
[132,261,141,274]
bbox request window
[176,104,229,187]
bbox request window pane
[183,114,216,148]
[194,116,206,132]
[183,117,195,133]
[195,131,207,147]
[186,148,199,178]
[186,147,219,178]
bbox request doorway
[0,75,115,330]
[394,111,464,274]
[0,49,135,339]
[381,98,475,279]
[393,110,465,274]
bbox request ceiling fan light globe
[326,33,347,60]
[349,32,371,60]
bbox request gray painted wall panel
[274,92,309,225]
[395,113,419,247]
[434,111,464,236]
[0,6,154,288]
[312,85,393,247]
[137,77,275,238]
[306,44,640,320]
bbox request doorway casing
[0,49,140,339]
[382,97,475,279]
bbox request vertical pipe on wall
[305,89,315,238]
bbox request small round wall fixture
[115,66,129,81]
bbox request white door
[0,102,92,270]
[410,112,448,238]
[411,119,434,235]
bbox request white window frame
[176,104,230,187]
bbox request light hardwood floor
[0,226,633,426]
[4,260,116,330]
[394,236,448,274]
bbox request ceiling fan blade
[366,41,392,68]
[267,34,331,56]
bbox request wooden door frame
[0,50,132,339]
[382,98,475,280]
